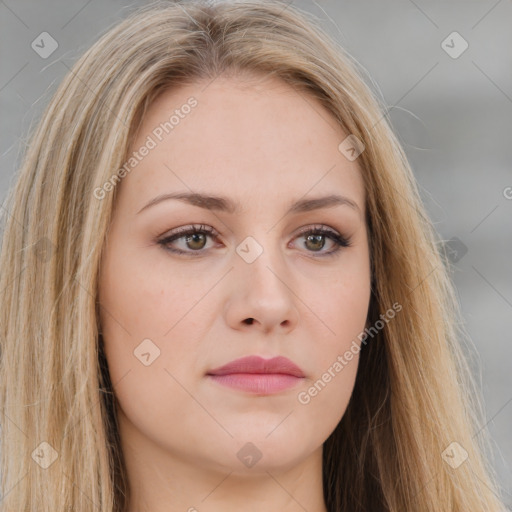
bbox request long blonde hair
[0,1,505,510]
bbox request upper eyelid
[158,223,340,241]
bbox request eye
[290,225,352,258]
[157,223,352,257]
[157,224,219,256]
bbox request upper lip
[207,355,305,378]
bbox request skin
[98,73,371,512]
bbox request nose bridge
[235,232,288,292]
[227,231,299,332]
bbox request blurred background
[1,0,511,505]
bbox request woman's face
[98,75,371,476]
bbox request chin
[202,431,320,475]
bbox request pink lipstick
[207,355,305,394]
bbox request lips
[207,355,305,394]
[207,355,305,378]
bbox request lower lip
[208,373,303,394]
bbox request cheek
[99,242,210,343]
[327,281,371,349]
[98,248,211,442]
[299,252,371,349]
[296,256,371,409]
[98,244,206,391]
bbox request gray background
[1,0,511,505]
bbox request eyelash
[157,223,352,258]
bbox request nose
[223,242,300,334]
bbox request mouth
[206,355,305,395]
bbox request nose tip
[226,256,300,334]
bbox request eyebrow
[136,192,361,216]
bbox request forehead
[120,75,365,216]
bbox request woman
[0,1,506,511]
